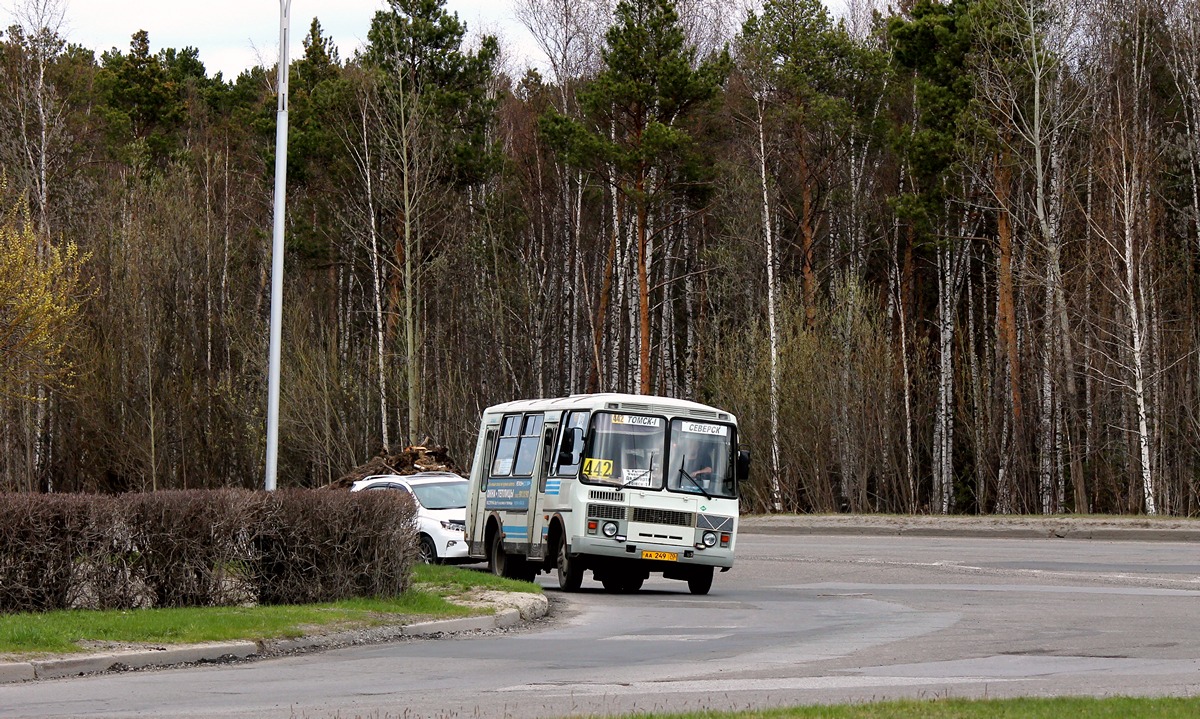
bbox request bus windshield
[581,413,666,489]
[666,419,736,498]
[579,413,736,498]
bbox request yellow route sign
[582,458,613,479]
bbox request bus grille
[589,490,624,502]
[697,514,735,531]
[587,503,626,520]
[632,507,692,527]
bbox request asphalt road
[2,532,1199,718]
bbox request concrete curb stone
[30,642,259,680]
[0,662,35,683]
[0,592,549,685]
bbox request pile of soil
[325,444,465,490]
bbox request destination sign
[681,421,728,437]
[611,414,662,427]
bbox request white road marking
[496,675,1012,694]
[599,634,733,642]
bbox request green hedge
[0,489,417,613]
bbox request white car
[350,472,470,564]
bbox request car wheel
[556,537,584,591]
[687,566,714,595]
[418,535,438,565]
[622,575,644,593]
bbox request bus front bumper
[571,535,734,569]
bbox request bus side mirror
[558,427,583,466]
[735,449,751,481]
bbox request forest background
[1,0,1198,516]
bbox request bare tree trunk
[892,220,917,512]
[994,153,1020,513]
[1124,197,1156,515]
[933,239,969,514]
[636,167,651,395]
[966,247,986,512]
[800,149,818,332]
[400,93,420,443]
[363,112,389,450]
[1100,1,1157,514]
[756,99,784,512]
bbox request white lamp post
[265,0,292,492]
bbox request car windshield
[665,419,736,498]
[410,480,468,509]
[581,412,666,489]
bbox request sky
[1,0,849,80]
[0,1,550,79]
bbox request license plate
[641,550,677,561]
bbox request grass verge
[0,564,539,658]
[613,697,1200,718]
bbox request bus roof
[481,393,737,424]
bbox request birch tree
[1087,0,1160,514]
[366,0,500,443]
[891,0,979,513]
[0,0,68,235]
[516,0,607,393]
[542,0,726,394]
[974,0,1087,513]
[732,27,784,511]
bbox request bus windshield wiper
[617,453,656,490]
[676,456,712,500]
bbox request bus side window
[491,417,521,476]
[554,411,587,477]
[513,414,544,476]
[481,427,497,491]
[539,425,556,491]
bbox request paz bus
[464,393,749,594]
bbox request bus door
[469,424,497,557]
[529,416,560,562]
[485,412,544,554]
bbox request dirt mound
[325,444,465,490]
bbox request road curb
[0,662,35,683]
[29,642,260,680]
[738,516,1200,542]
[0,593,548,685]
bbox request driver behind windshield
[667,421,736,497]
[674,435,713,480]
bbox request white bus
[464,393,749,594]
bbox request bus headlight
[702,531,718,547]
[602,521,619,538]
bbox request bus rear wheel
[687,567,714,595]
[489,531,508,577]
[556,538,584,591]
[492,532,536,582]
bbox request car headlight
[602,521,619,538]
[702,531,718,547]
[441,520,465,532]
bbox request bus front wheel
[556,538,584,591]
[687,567,714,595]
